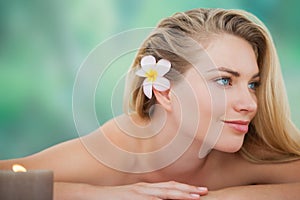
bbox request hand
[98,181,208,200]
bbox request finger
[149,181,208,195]
[135,184,201,200]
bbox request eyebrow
[207,67,260,79]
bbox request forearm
[54,182,104,200]
[213,183,300,200]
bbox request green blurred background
[1,0,299,159]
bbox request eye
[248,81,260,90]
[216,77,232,86]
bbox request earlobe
[153,88,172,112]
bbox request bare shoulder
[0,128,124,185]
[0,137,86,171]
[215,150,300,185]
[250,158,300,184]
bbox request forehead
[204,34,259,74]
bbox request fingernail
[190,193,200,198]
[198,187,208,191]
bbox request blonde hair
[129,8,300,163]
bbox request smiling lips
[222,120,250,133]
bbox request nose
[232,87,257,113]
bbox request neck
[112,109,206,174]
[160,141,209,175]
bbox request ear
[153,88,172,112]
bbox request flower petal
[156,59,171,76]
[143,79,153,99]
[153,77,170,91]
[135,68,147,77]
[141,55,156,72]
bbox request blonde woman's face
[179,34,260,153]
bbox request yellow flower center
[146,69,158,82]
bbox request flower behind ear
[135,55,171,99]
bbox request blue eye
[248,81,260,90]
[216,77,231,86]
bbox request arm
[54,181,208,200]
[203,182,300,200]
[0,136,208,200]
[202,158,300,200]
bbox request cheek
[197,84,227,128]
[196,84,228,155]
[170,81,203,132]
[198,86,212,124]
[252,94,258,115]
[192,78,213,124]
[209,85,227,118]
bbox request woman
[1,8,300,200]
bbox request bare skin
[1,125,254,189]
[1,34,300,199]
[1,120,300,199]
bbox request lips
[222,120,250,133]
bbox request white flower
[135,55,171,99]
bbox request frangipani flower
[135,55,171,99]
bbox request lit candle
[0,164,53,200]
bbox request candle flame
[12,164,27,172]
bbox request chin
[214,137,244,153]
[223,145,243,153]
